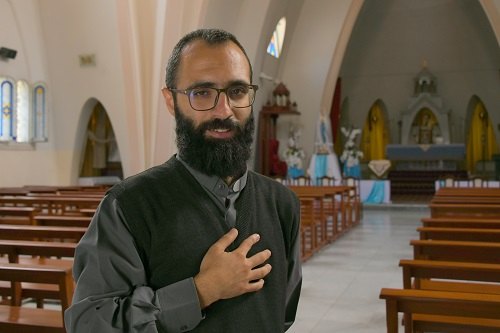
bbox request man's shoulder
[108,157,182,196]
[247,171,297,199]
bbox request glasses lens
[227,85,254,108]
[188,88,218,111]
[188,85,256,111]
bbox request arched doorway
[80,102,123,179]
[465,97,498,176]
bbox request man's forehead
[176,40,251,86]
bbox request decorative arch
[79,100,123,179]
[360,100,390,161]
[72,98,123,183]
[465,96,498,174]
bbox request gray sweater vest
[109,156,300,332]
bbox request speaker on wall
[0,47,17,59]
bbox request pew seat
[380,288,500,333]
[0,263,72,333]
[418,227,500,243]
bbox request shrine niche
[400,66,450,145]
[257,83,300,177]
[387,65,465,172]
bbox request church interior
[0,0,500,332]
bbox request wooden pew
[0,207,39,225]
[289,185,351,240]
[435,187,500,198]
[0,239,76,263]
[421,217,500,229]
[34,215,92,227]
[380,288,500,333]
[400,259,500,295]
[0,225,87,242]
[431,196,500,205]
[298,197,316,261]
[290,189,327,248]
[0,263,72,333]
[429,203,500,219]
[418,227,500,243]
[0,195,101,215]
[411,239,500,264]
[0,240,76,308]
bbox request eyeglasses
[168,84,259,111]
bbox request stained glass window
[0,77,15,141]
[267,17,286,58]
[0,77,48,144]
[33,82,47,141]
[16,80,30,142]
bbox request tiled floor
[288,205,430,333]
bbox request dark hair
[165,28,253,88]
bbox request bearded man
[65,28,301,333]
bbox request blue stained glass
[1,79,14,140]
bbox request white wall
[0,0,58,187]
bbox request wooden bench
[0,207,40,225]
[0,239,76,263]
[421,217,500,229]
[291,190,327,249]
[0,240,76,308]
[431,196,500,205]
[0,196,101,215]
[380,288,500,333]
[297,197,317,261]
[0,225,87,242]
[435,187,500,198]
[289,185,351,240]
[34,215,92,227]
[418,227,500,243]
[429,203,500,219]
[411,239,500,264]
[400,259,500,295]
[0,263,73,333]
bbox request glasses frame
[168,84,259,112]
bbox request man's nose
[211,92,233,117]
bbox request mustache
[198,118,240,133]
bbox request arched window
[16,80,30,142]
[0,77,15,141]
[0,77,48,144]
[33,82,47,141]
[267,17,286,58]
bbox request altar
[386,143,465,170]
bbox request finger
[213,228,238,251]
[249,263,272,281]
[247,249,272,268]
[235,233,261,255]
[245,279,265,293]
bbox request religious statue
[340,126,363,178]
[411,110,441,144]
[283,125,306,178]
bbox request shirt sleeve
[64,194,204,333]
[284,194,303,331]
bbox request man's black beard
[174,106,255,179]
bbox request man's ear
[161,88,175,116]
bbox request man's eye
[191,88,213,98]
[228,85,248,97]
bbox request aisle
[288,207,428,333]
